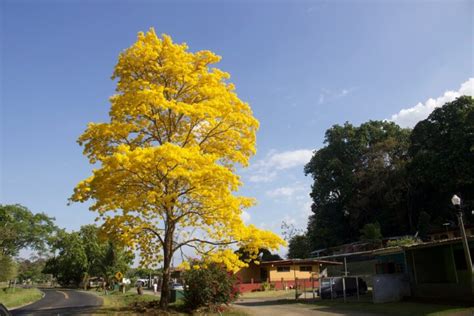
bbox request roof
[403,236,474,250]
[259,259,342,266]
[311,249,375,260]
[372,246,404,255]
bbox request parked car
[320,277,367,299]
[170,282,184,290]
[0,303,11,316]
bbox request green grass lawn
[0,287,43,309]
[88,290,248,315]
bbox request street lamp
[451,194,473,273]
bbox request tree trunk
[159,227,173,309]
[159,259,171,309]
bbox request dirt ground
[233,298,381,316]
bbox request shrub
[261,281,274,291]
[182,262,239,311]
[387,236,420,247]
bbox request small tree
[287,235,310,259]
[359,222,382,242]
[0,254,17,283]
[183,262,238,312]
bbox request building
[235,259,341,292]
[427,225,474,242]
[404,237,474,301]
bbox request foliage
[261,281,274,291]
[260,249,282,261]
[304,96,473,251]
[17,257,49,283]
[359,222,382,242]
[236,248,282,263]
[386,236,420,247]
[287,235,311,259]
[408,96,474,226]
[43,225,133,287]
[305,121,411,249]
[70,29,284,308]
[0,254,17,282]
[0,204,57,257]
[182,262,238,311]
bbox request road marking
[57,290,69,299]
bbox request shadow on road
[12,305,99,315]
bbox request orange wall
[236,263,261,283]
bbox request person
[137,281,143,295]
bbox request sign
[115,272,123,281]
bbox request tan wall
[268,264,320,282]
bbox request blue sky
[1,0,473,256]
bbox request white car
[170,283,184,290]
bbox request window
[276,266,290,272]
[300,266,312,272]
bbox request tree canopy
[304,96,473,251]
[408,96,474,226]
[71,29,284,308]
[0,204,56,257]
[44,225,133,287]
[304,121,411,249]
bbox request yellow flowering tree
[72,29,284,308]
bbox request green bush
[261,281,274,291]
[182,262,239,311]
[387,236,420,247]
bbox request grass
[239,290,295,299]
[0,287,43,309]
[88,290,249,315]
[88,290,158,315]
[273,298,474,316]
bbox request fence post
[319,277,322,299]
[356,276,360,301]
[295,277,298,300]
[330,277,333,299]
[342,277,346,303]
[304,279,307,299]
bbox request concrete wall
[236,263,262,283]
[373,274,410,303]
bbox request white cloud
[266,186,299,198]
[390,78,473,128]
[241,210,251,223]
[319,87,354,105]
[248,149,313,183]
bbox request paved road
[12,289,102,315]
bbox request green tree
[408,96,474,225]
[359,222,382,242]
[304,121,411,249]
[17,257,49,283]
[0,254,17,282]
[287,235,311,259]
[44,225,133,287]
[0,204,56,257]
[43,230,88,286]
